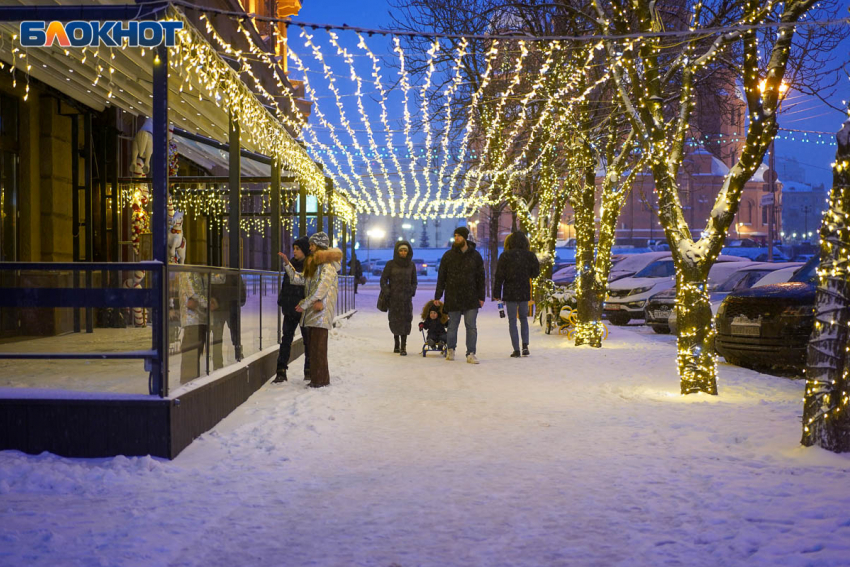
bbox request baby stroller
[419,323,448,357]
[419,300,448,357]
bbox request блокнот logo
[20,21,183,48]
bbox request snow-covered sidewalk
[2,287,850,567]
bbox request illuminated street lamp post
[759,79,788,261]
[366,228,385,264]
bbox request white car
[608,252,672,282]
[604,255,748,325]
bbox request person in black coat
[380,240,418,355]
[434,226,485,363]
[273,236,311,382]
[348,258,363,294]
[493,231,540,357]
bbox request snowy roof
[752,162,781,185]
[689,147,730,176]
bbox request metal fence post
[229,114,243,361]
[150,44,169,396]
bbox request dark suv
[715,256,818,370]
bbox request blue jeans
[447,309,478,355]
[506,301,529,352]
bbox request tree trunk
[674,267,717,395]
[801,117,850,452]
[573,164,603,347]
[488,206,501,298]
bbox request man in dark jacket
[434,226,485,363]
[273,236,311,383]
[493,231,540,357]
[348,258,363,294]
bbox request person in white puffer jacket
[280,232,341,388]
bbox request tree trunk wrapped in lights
[594,0,827,394]
[570,134,601,346]
[573,126,640,348]
[801,115,850,452]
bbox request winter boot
[272,368,287,383]
[446,348,455,361]
[522,344,530,357]
[400,335,407,356]
[393,335,400,353]
[466,353,479,364]
[510,350,521,358]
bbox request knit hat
[429,304,440,315]
[293,236,310,255]
[454,226,470,240]
[309,232,330,250]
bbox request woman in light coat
[280,232,341,388]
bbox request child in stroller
[419,300,448,357]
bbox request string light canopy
[190,11,641,220]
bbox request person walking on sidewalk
[434,226,485,364]
[380,240,418,356]
[273,236,311,383]
[493,231,540,358]
[348,258,363,294]
[280,232,342,388]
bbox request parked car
[754,250,791,262]
[604,255,748,326]
[724,238,761,248]
[792,254,815,263]
[653,262,803,334]
[714,256,818,370]
[644,261,755,333]
[608,252,672,283]
[646,239,670,251]
[552,265,577,285]
[552,261,575,274]
[551,256,627,286]
[413,258,428,276]
[371,260,388,276]
[752,264,803,287]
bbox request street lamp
[365,228,385,264]
[758,79,789,261]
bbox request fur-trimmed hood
[421,299,449,324]
[313,247,343,265]
[304,247,343,277]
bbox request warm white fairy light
[287,46,378,215]
[301,29,388,216]
[423,37,469,220]
[441,40,500,218]
[408,38,442,217]
[327,31,396,215]
[357,32,409,215]
[168,11,330,207]
[392,37,422,216]
[454,39,530,215]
